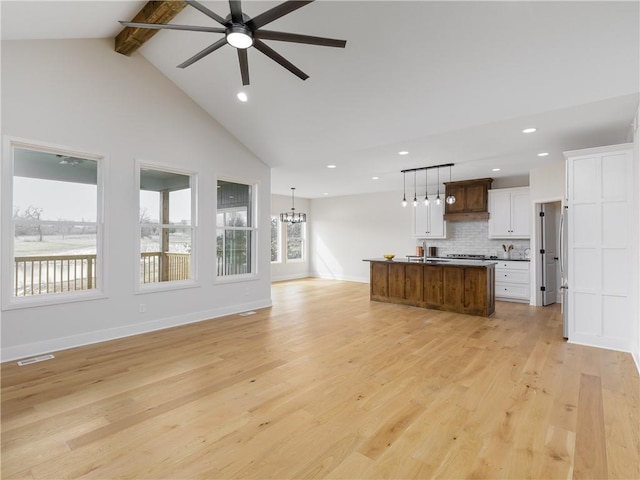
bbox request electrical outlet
[139,303,146,313]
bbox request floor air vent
[17,354,55,366]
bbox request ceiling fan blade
[119,21,225,34]
[177,38,228,68]
[229,0,243,24]
[247,1,314,30]
[238,49,250,86]
[185,0,228,26]
[253,39,309,81]
[255,30,346,48]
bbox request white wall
[271,193,311,281]
[1,39,272,361]
[310,191,416,283]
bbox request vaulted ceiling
[2,1,639,198]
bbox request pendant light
[445,164,457,205]
[423,168,430,205]
[280,187,306,223]
[413,171,418,207]
[435,167,442,205]
[401,171,407,207]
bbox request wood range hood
[443,178,493,221]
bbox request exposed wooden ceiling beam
[115,1,187,56]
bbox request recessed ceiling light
[398,151,409,155]
[372,176,379,180]
[537,152,549,157]
[323,192,329,195]
[522,127,537,134]
[237,92,248,102]
[492,168,501,172]
[327,164,337,169]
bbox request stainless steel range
[446,253,488,260]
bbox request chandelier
[280,187,306,223]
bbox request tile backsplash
[417,221,531,259]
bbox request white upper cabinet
[488,187,531,238]
[414,201,446,238]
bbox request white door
[541,202,559,305]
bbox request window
[6,143,103,304]
[217,180,256,277]
[286,221,305,261]
[270,215,281,263]
[138,166,196,287]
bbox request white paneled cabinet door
[565,144,633,351]
[414,201,446,239]
[488,190,511,237]
[488,187,530,238]
[510,190,531,236]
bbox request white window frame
[216,177,258,283]
[270,215,282,264]
[134,160,199,294]
[1,136,108,310]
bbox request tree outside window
[271,216,281,263]
[286,222,305,261]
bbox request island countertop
[364,258,495,316]
[363,258,498,267]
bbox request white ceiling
[2,1,639,199]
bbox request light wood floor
[2,279,638,479]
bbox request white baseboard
[271,273,309,282]
[310,272,369,284]
[567,333,631,355]
[1,298,272,363]
[633,350,640,375]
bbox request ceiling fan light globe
[227,25,253,49]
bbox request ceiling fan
[120,0,347,86]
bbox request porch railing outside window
[140,252,191,284]
[15,252,191,296]
[14,254,97,296]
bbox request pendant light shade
[280,187,306,223]
[435,167,442,205]
[402,171,407,207]
[412,171,418,207]
[423,168,429,205]
[445,164,457,205]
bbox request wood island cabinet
[368,260,495,316]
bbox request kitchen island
[364,258,496,316]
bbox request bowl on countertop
[383,254,395,260]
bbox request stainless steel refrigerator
[559,205,569,339]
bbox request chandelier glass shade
[445,164,457,204]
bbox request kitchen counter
[363,259,495,316]
[366,257,498,266]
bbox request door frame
[532,197,564,306]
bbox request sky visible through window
[14,177,192,223]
